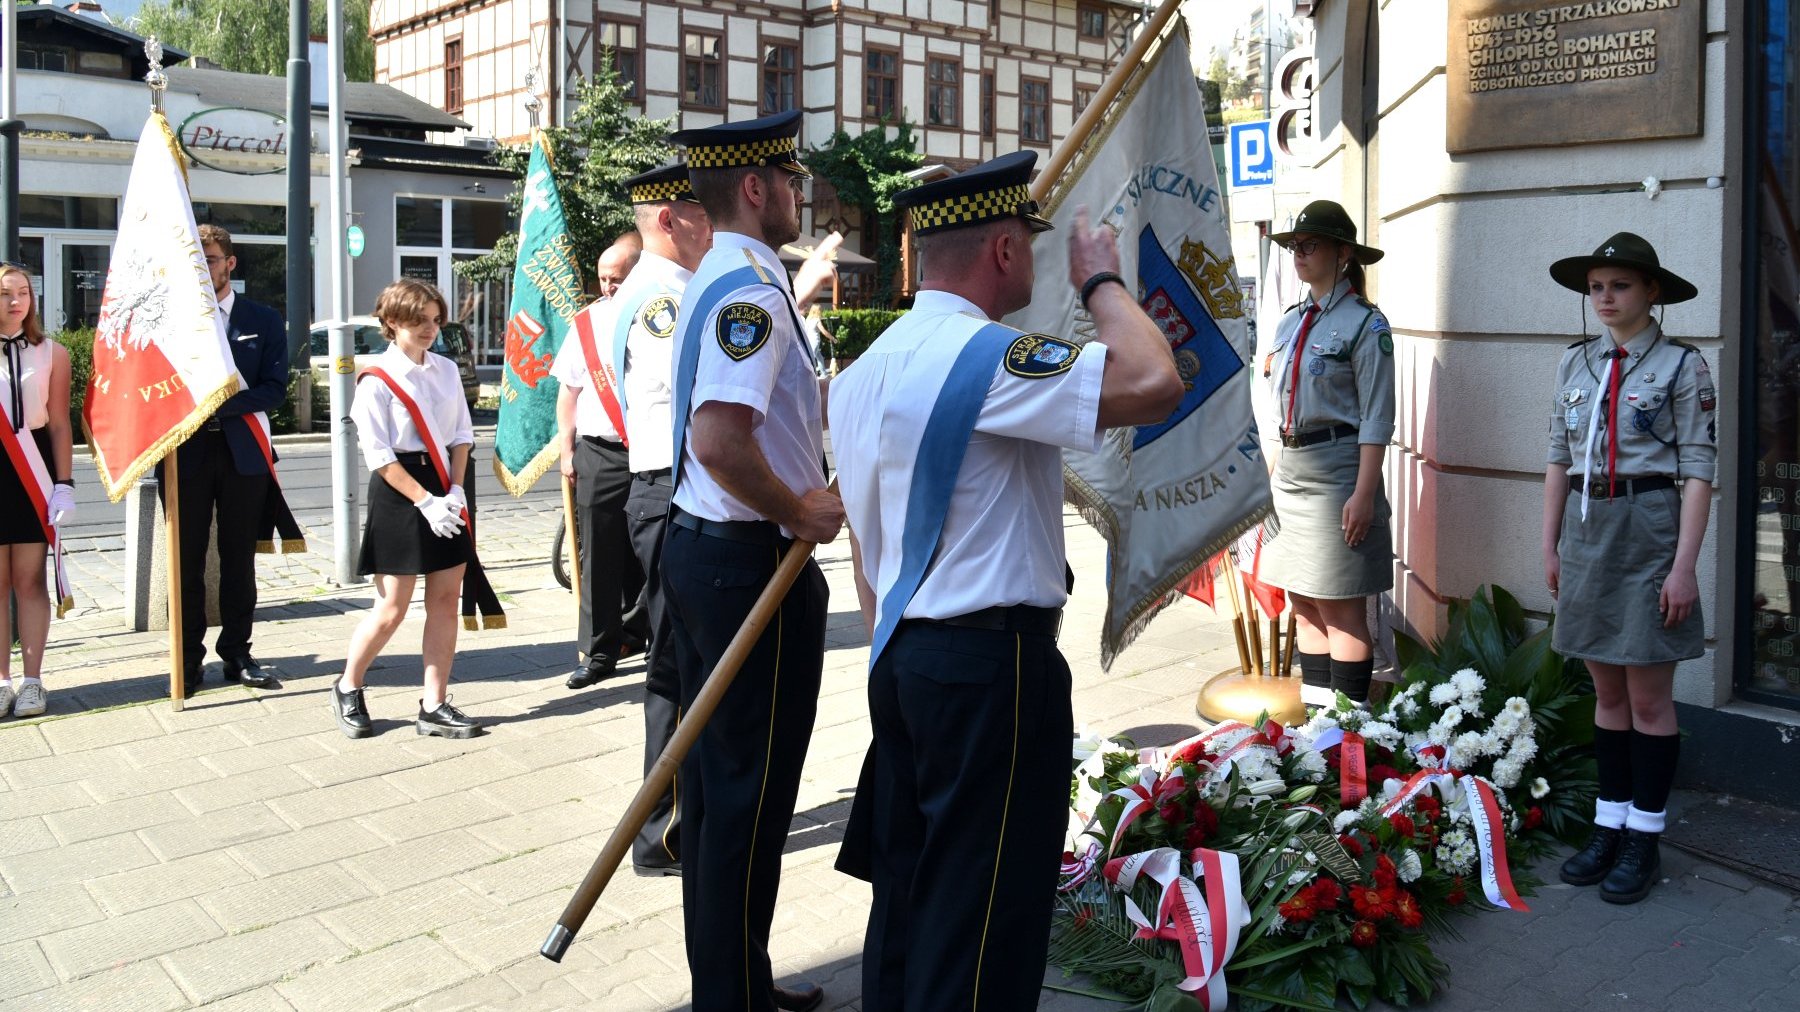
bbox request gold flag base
[1195,669,1305,727]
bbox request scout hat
[895,151,1053,236]
[1548,231,1697,304]
[1268,199,1384,264]
[624,163,700,205]
[669,109,810,178]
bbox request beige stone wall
[1298,0,1743,706]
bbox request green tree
[457,63,676,287]
[1206,52,1229,86]
[807,122,922,306]
[133,0,376,82]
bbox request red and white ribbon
[1380,747,1529,912]
[1310,727,1369,807]
[1103,847,1248,1010]
[1106,767,1188,855]
[1059,840,1102,893]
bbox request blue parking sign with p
[1228,121,1274,189]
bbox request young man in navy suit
[170,225,291,691]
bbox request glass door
[59,243,112,332]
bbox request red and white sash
[357,366,505,630]
[0,397,73,617]
[571,302,629,447]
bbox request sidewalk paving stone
[85,851,255,917]
[0,885,106,947]
[195,864,374,934]
[137,802,293,862]
[0,960,188,1012]
[272,935,477,1011]
[37,899,223,982]
[0,831,158,894]
[159,917,349,1006]
[0,942,56,1002]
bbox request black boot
[1560,825,1624,886]
[417,698,482,739]
[1600,829,1661,904]
[331,679,373,739]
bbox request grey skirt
[1261,435,1393,600]
[1553,484,1703,666]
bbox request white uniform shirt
[829,289,1107,622]
[619,251,692,473]
[0,334,52,429]
[351,342,475,472]
[551,298,624,442]
[672,232,824,531]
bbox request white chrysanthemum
[1268,913,1289,935]
[1447,730,1488,769]
[1491,712,1521,740]
[1491,757,1523,789]
[1398,697,1421,719]
[1398,849,1423,883]
[1530,777,1551,799]
[1294,748,1328,783]
[1429,682,1459,707]
[1360,720,1402,749]
[1508,735,1539,763]
[1404,731,1429,753]
[1453,668,1486,699]
[1333,809,1362,833]
[1504,697,1531,720]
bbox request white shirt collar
[711,232,789,292]
[910,289,988,320]
[1304,278,1355,311]
[380,340,436,376]
[217,289,236,317]
[620,249,694,295]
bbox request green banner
[494,133,583,495]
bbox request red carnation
[1309,878,1342,909]
[1374,854,1398,888]
[1350,920,1380,948]
[1278,892,1318,922]
[1446,877,1467,906]
[1392,890,1424,929]
[1415,795,1443,821]
[1523,806,1545,831]
[1350,885,1394,921]
[1388,813,1416,839]
[1158,801,1185,825]
[1371,745,1396,764]
[1338,833,1365,858]
[1073,907,1096,931]
[1369,764,1403,786]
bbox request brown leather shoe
[772,982,823,1012]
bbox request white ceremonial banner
[1007,29,1271,666]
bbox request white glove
[414,494,466,539]
[443,484,468,515]
[48,484,76,527]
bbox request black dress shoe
[223,656,280,689]
[631,859,682,878]
[566,665,615,690]
[418,698,482,739]
[771,982,823,1012]
[1600,830,1661,904]
[1560,825,1624,886]
[180,670,203,695]
[331,679,373,739]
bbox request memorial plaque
[1446,0,1703,153]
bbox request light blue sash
[608,286,660,417]
[670,265,775,491]
[869,321,1019,665]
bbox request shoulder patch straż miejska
[716,302,773,361]
[1004,333,1081,378]
[640,295,678,339]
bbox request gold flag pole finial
[144,37,167,113]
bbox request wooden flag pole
[1217,554,1253,677]
[1242,574,1266,677]
[543,480,837,961]
[164,464,186,712]
[561,475,582,613]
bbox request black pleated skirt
[357,452,474,576]
[0,428,53,545]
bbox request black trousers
[626,470,681,867]
[662,521,827,1012]
[172,428,270,673]
[575,436,647,669]
[861,621,1073,1012]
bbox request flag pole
[1032,0,1185,203]
[542,479,836,962]
[1218,553,1253,676]
[561,475,582,610]
[1242,573,1266,677]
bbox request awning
[778,233,876,274]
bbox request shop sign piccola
[177,107,292,175]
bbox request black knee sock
[1299,651,1332,706]
[1330,657,1374,704]
[1629,730,1681,815]
[1593,727,1633,803]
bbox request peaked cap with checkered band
[624,163,700,205]
[670,109,810,178]
[896,151,1054,236]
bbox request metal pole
[1,0,21,262]
[326,0,360,584]
[286,0,312,368]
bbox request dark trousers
[575,436,647,669]
[662,522,827,1012]
[172,428,269,673]
[862,621,1073,1012]
[626,470,681,867]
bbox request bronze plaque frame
[1446,0,1704,154]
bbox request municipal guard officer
[663,110,839,1012]
[830,152,1183,1011]
[1544,232,1714,905]
[614,163,713,876]
[1259,199,1396,708]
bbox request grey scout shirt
[1266,277,1397,444]
[1547,321,1717,484]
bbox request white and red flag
[85,111,241,500]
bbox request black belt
[581,434,626,450]
[1280,422,1357,449]
[669,506,787,547]
[909,604,1062,639]
[634,468,674,487]
[1570,475,1677,500]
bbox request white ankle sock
[20,677,40,687]
[421,689,446,710]
[336,674,359,694]
[1595,798,1630,830]
[1625,805,1666,834]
